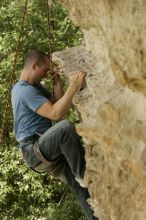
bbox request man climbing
[11,49,98,220]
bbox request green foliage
[0,148,85,220]
[0,0,84,219]
[46,193,86,220]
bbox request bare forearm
[53,83,64,101]
[52,83,77,120]
[36,71,85,121]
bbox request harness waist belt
[19,133,41,146]
[19,132,65,176]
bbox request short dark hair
[24,49,49,67]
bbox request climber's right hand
[69,71,86,90]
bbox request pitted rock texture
[53,1,146,220]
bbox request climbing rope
[0,0,28,143]
[45,0,57,99]
[46,0,53,73]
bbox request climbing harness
[19,132,64,176]
[18,128,65,178]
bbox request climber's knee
[61,119,75,131]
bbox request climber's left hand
[50,72,61,85]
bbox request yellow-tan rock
[53,1,146,219]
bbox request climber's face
[32,57,51,83]
[37,58,50,78]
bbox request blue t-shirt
[11,80,52,142]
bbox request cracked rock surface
[53,1,146,219]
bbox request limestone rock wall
[53,1,146,219]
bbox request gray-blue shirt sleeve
[22,86,49,112]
